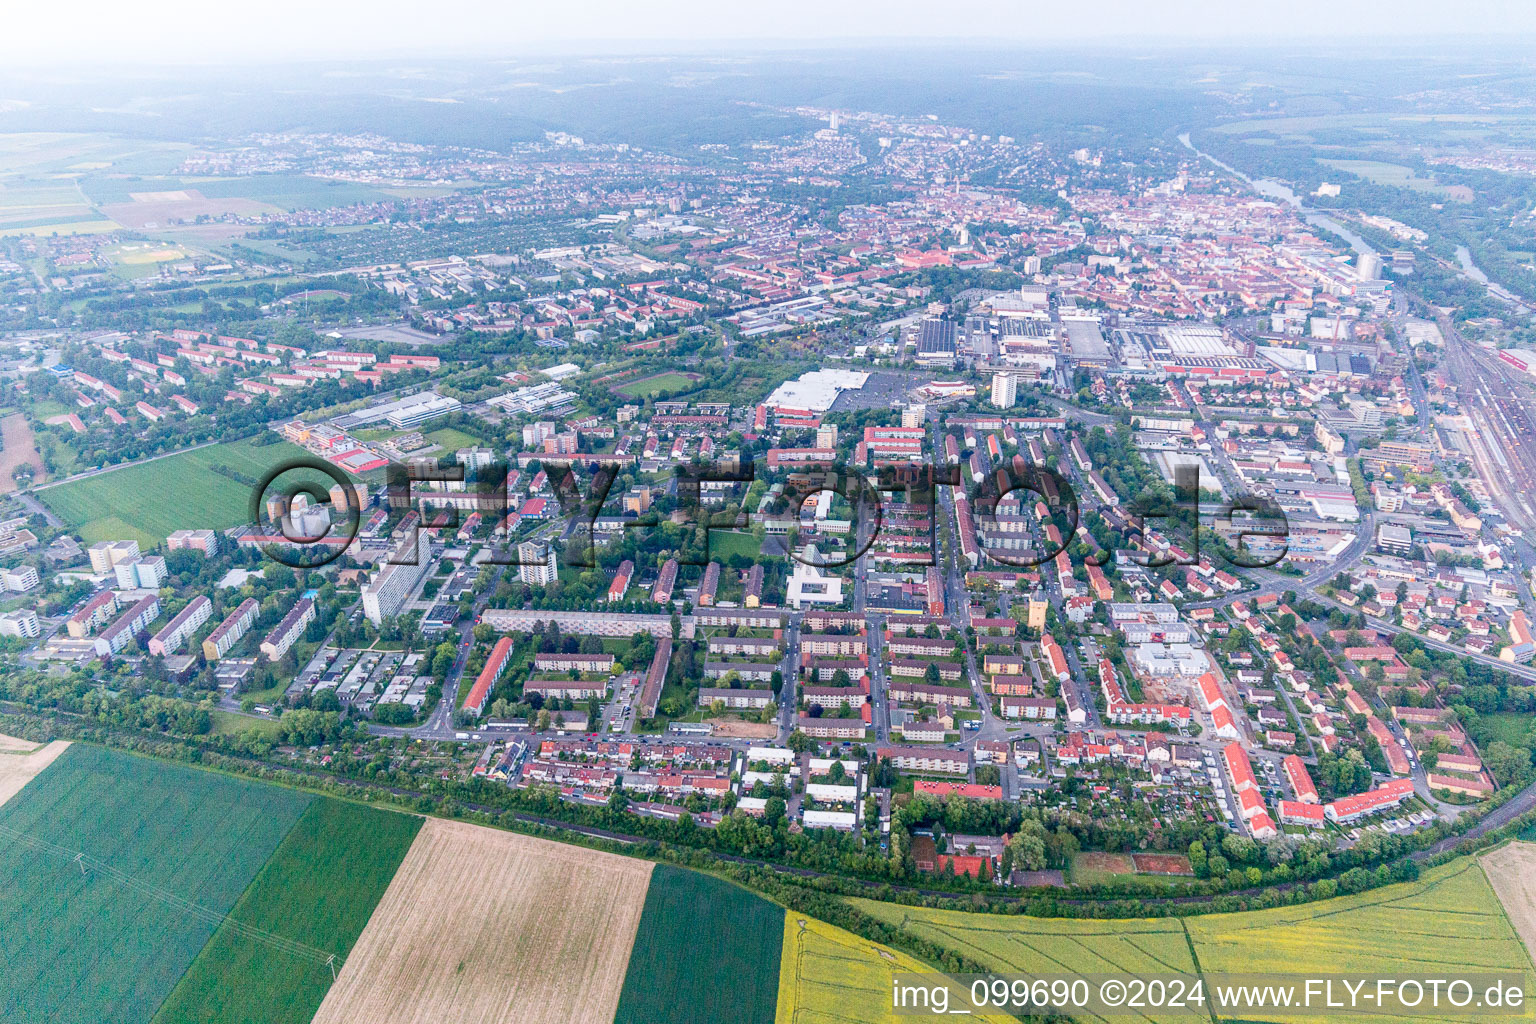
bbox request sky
[5,0,1536,66]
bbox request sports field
[0,744,311,1024]
[615,866,785,1024]
[425,425,484,451]
[152,798,422,1024]
[776,913,1014,1024]
[312,817,653,1024]
[37,436,325,547]
[614,371,700,398]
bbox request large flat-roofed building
[363,537,433,625]
[88,539,140,573]
[517,542,558,586]
[915,318,956,362]
[1376,522,1412,555]
[1062,317,1111,364]
[166,529,220,556]
[0,609,41,639]
[385,393,462,430]
[148,595,211,656]
[203,598,260,661]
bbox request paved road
[10,489,63,528]
[30,438,224,492]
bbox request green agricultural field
[854,899,1204,1024]
[776,914,1014,1024]
[857,858,1536,1024]
[188,174,390,211]
[615,371,699,398]
[0,744,311,1024]
[152,798,422,1024]
[1184,859,1536,1018]
[615,866,785,1024]
[37,436,335,547]
[1319,159,1450,194]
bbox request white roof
[764,369,870,413]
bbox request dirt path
[0,412,44,493]
[0,732,39,754]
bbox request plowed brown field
[311,817,653,1024]
[1482,842,1536,965]
[0,739,69,806]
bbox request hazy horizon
[6,0,1536,67]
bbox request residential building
[532,652,616,674]
[464,636,514,716]
[260,597,314,661]
[363,537,433,624]
[148,595,212,656]
[66,590,118,637]
[87,539,139,573]
[166,529,220,556]
[990,372,1017,408]
[0,609,41,639]
[1,565,39,593]
[202,598,259,661]
[513,542,555,586]
[114,555,167,590]
[876,745,969,775]
[524,678,608,701]
[95,595,161,656]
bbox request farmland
[152,798,422,1024]
[0,412,44,492]
[0,737,69,806]
[37,436,326,547]
[1184,859,1533,994]
[312,817,652,1024]
[853,899,1204,1024]
[615,866,784,1024]
[1481,843,1536,967]
[775,913,1014,1024]
[0,744,310,1024]
[857,859,1536,1023]
[1318,158,1453,194]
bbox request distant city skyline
[5,1,1536,66]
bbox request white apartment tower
[990,372,1017,409]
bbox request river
[1178,132,1377,257]
[1455,245,1490,284]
